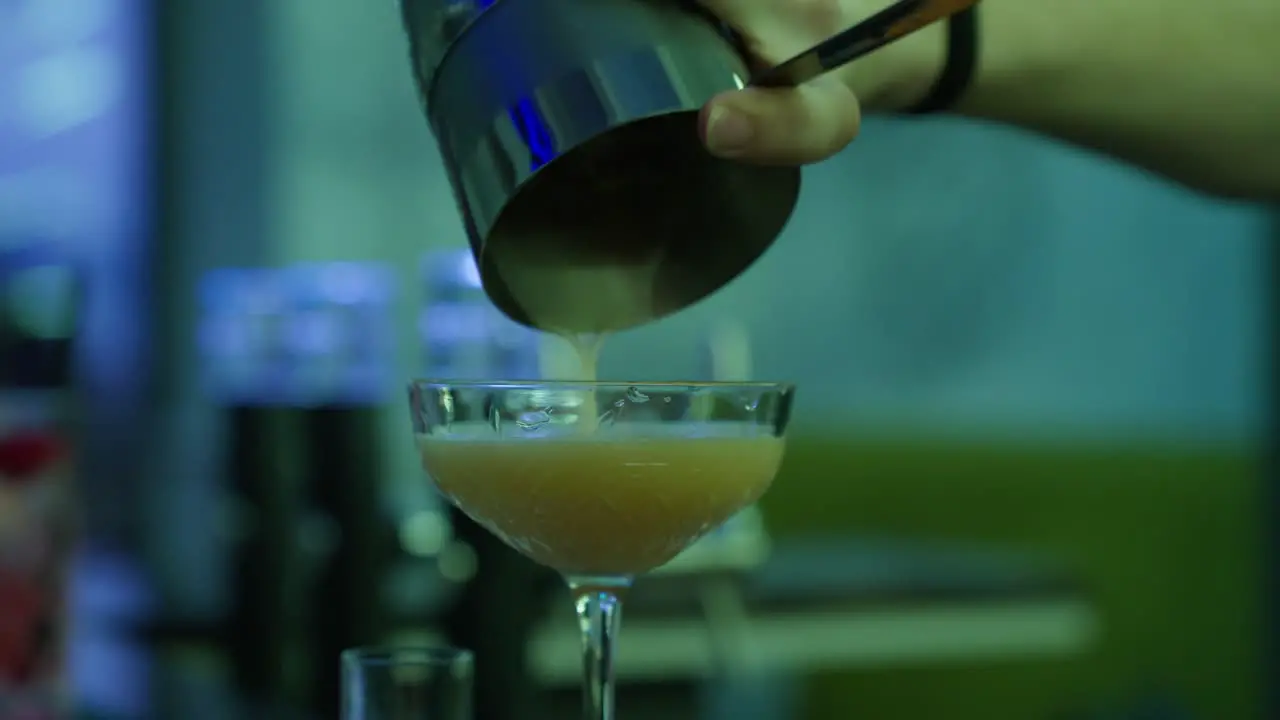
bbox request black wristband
[907,6,979,114]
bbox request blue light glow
[509,98,557,171]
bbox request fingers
[699,78,862,165]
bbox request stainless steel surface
[399,0,491,94]
[401,0,801,333]
[755,0,981,88]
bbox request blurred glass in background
[340,647,472,720]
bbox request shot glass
[341,647,473,720]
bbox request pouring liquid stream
[493,249,665,434]
[565,332,606,433]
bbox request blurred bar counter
[529,537,1096,685]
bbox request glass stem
[568,576,632,720]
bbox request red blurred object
[0,434,64,485]
[0,428,72,703]
[0,568,45,683]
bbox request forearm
[859,0,1280,201]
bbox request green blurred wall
[761,434,1264,720]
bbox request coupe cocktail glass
[408,380,794,720]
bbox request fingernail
[704,104,753,156]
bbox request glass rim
[409,379,795,392]
[341,646,475,668]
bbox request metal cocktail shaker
[400,0,801,334]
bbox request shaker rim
[422,0,508,117]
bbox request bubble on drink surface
[516,408,553,430]
[625,387,650,403]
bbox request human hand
[696,0,946,164]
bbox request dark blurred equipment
[225,408,312,710]
[224,404,395,715]
[217,405,403,717]
[444,512,548,720]
[307,406,391,715]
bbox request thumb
[699,78,862,165]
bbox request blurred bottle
[198,268,289,404]
[0,244,81,719]
[0,428,74,719]
[420,250,540,380]
[285,263,396,405]
[0,249,80,390]
[200,263,396,406]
